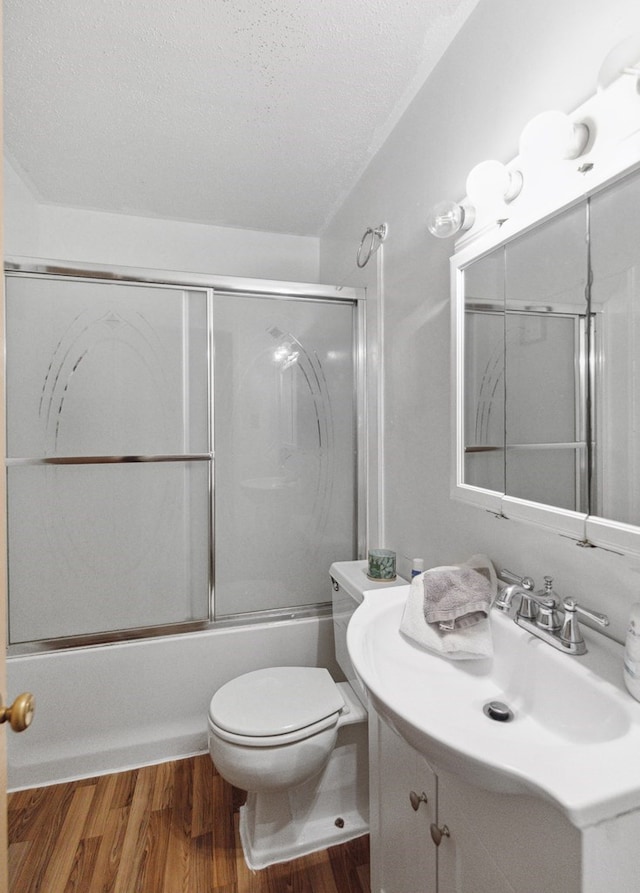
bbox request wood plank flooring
[7,754,370,893]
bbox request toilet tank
[330,560,405,707]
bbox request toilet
[207,559,402,869]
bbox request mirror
[453,158,640,552]
[462,205,589,512]
[590,170,640,529]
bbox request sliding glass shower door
[213,292,357,618]
[4,270,359,647]
[5,274,211,644]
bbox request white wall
[320,0,640,645]
[4,159,320,282]
[4,158,38,254]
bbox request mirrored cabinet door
[463,247,506,495]
[590,167,640,528]
[503,204,588,512]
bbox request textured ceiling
[4,0,479,236]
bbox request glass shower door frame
[210,288,363,623]
[4,259,365,653]
[5,269,212,653]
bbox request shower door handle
[0,692,35,732]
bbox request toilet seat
[208,666,344,746]
[209,710,341,747]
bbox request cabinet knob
[409,790,428,811]
[430,822,451,846]
[0,692,35,733]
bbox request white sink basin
[347,584,640,828]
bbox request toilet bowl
[207,559,402,869]
[208,666,343,793]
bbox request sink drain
[483,700,514,722]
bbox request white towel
[399,554,497,660]
[422,565,492,627]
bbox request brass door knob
[430,822,451,846]
[409,790,428,811]
[0,692,35,732]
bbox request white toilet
[207,559,401,869]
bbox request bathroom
[4,0,640,888]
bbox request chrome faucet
[494,582,538,620]
[495,569,609,656]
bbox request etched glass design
[5,275,210,644]
[6,277,208,457]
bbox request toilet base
[238,721,369,870]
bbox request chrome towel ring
[356,223,388,268]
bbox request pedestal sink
[347,583,640,828]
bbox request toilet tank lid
[330,559,406,601]
[329,560,370,602]
[208,667,344,737]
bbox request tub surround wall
[319,0,640,644]
[7,615,340,790]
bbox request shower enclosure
[4,265,362,650]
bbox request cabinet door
[369,710,437,893]
[436,787,516,893]
[437,765,582,893]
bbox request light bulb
[465,160,523,207]
[427,201,474,239]
[519,111,589,161]
[598,35,640,91]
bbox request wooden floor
[7,754,370,893]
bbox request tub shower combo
[5,264,363,808]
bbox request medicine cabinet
[451,78,640,554]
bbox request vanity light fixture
[465,160,523,207]
[519,110,590,161]
[426,200,475,239]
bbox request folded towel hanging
[399,554,497,660]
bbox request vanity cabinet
[369,708,583,893]
[368,708,437,892]
[358,585,640,891]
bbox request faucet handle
[562,598,609,628]
[561,598,610,652]
[499,569,535,591]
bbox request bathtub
[7,614,340,790]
